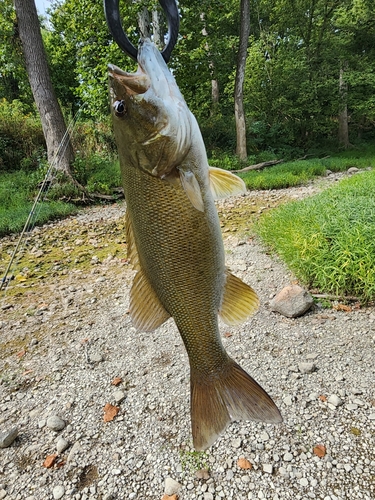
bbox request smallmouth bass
[109,39,282,450]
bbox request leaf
[334,304,352,312]
[319,395,327,402]
[313,444,326,457]
[162,496,178,500]
[43,454,58,468]
[111,377,123,386]
[224,332,233,338]
[17,350,26,358]
[350,427,361,436]
[103,403,120,422]
[237,458,253,470]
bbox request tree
[14,0,74,176]
[234,0,250,159]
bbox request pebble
[262,464,273,474]
[113,390,126,404]
[56,437,70,453]
[299,362,316,374]
[46,416,66,431]
[0,490,7,500]
[67,441,82,463]
[283,452,293,462]
[327,395,343,407]
[231,437,242,448]
[90,353,103,363]
[52,486,65,499]
[270,285,314,318]
[0,426,18,448]
[164,477,181,496]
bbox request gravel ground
[0,173,374,500]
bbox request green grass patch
[0,170,77,237]
[255,170,375,302]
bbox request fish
[108,38,282,450]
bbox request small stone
[164,477,181,496]
[90,353,103,363]
[47,416,65,432]
[283,395,294,406]
[113,391,126,404]
[56,437,69,453]
[204,493,214,500]
[195,469,210,479]
[0,490,7,500]
[283,452,293,462]
[0,426,18,448]
[327,395,343,407]
[299,362,316,374]
[300,478,309,487]
[231,437,242,448]
[67,441,82,463]
[347,167,359,174]
[259,431,270,442]
[346,404,358,411]
[52,485,65,499]
[262,464,273,474]
[368,414,375,420]
[270,285,314,318]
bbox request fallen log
[233,159,284,173]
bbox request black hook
[104,0,179,63]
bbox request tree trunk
[200,13,220,112]
[138,7,150,38]
[338,64,349,148]
[14,0,74,176]
[152,7,164,49]
[235,0,250,160]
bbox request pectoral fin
[219,270,259,325]
[179,169,204,212]
[209,167,246,200]
[129,270,170,332]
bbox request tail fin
[190,360,282,450]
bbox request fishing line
[0,105,85,295]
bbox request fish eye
[113,100,126,117]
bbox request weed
[179,449,209,475]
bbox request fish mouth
[108,63,151,96]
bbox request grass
[237,145,375,190]
[0,170,78,237]
[255,169,375,302]
[0,154,122,237]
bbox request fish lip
[108,63,133,77]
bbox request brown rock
[270,285,314,318]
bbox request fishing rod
[0,105,85,295]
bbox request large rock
[270,285,314,318]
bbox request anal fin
[219,270,259,325]
[129,270,170,332]
[191,360,282,451]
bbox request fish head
[109,38,192,178]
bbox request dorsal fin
[219,270,259,325]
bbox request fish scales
[109,38,282,450]
[123,160,228,373]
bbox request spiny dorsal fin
[209,167,246,200]
[179,169,204,212]
[125,211,140,270]
[129,270,170,332]
[219,270,259,325]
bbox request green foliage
[255,169,375,302]
[0,170,77,236]
[72,153,121,194]
[0,99,45,171]
[239,146,375,190]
